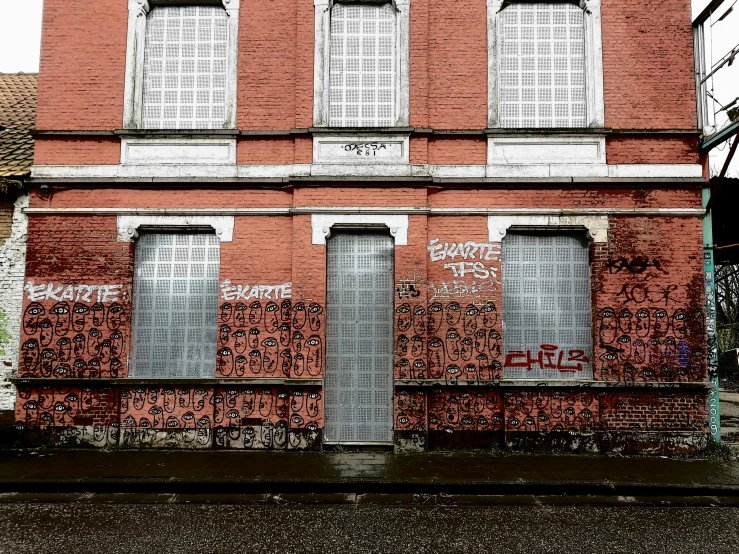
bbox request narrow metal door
[325,232,394,443]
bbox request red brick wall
[236,138,295,165]
[32,0,702,165]
[20,216,133,380]
[426,0,488,129]
[14,193,710,452]
[602,0,697,129]
[237,0,297,130]
[34,138,121,166]
[428,137,487,165]
[429,188,702,210]
[591,216,706,382]
[35,0,128,130]
[606,136,700,165]
[28,188,293,209]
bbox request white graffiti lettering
[428,239,500,281]
[428,280,497,301]
[427,238,500,263]
[219,280,292,301]
[24,282,123,303]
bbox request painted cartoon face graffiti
[19,282,129,379]
[216,297,325,379]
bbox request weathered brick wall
[591,216,706,382]
[0,194,29,411]
[601,0,697,129]
[13,187,710,453]
[34,138,121,166]
[20,216,133,381]
[606,137,700,165]
[35,0,128,130]
[426,0,487,129]
[0,199,14,241]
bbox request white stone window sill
[120,137,237,165]
[313,133,410,165]
[487,134,606,165]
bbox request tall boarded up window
[142,6,228,129]
[325,232,394,443]
[131,234,220,378]
[502,233,593,379]
[499,3,586,128]
[329,3,396,127]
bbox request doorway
[324,231,395,443]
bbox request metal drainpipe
[703,187,721,444]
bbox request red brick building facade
[14,0,710,453]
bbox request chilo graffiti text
[504,345,591,373]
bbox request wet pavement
[1,449,738,499]
[0,503,737,553]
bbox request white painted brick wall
[0,194,28,412]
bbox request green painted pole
[702,187,721,444]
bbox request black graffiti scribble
[396,283,421,299]
[607,256,668,274]
[616,284,680,304]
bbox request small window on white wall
[131,233,220,378]
[142,6,228,129]
[329,3,396,127]
[499,3,586,128]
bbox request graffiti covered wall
[592,217,708,383]
[19,281,129,379]
[12,210,710,454]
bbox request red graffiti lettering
[504,345,590,373]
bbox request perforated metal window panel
[329,3,396,127]
[131,234,220,378]
[502,233,593,379]
[499,3,586,128]
[325,233,394,443]
[142,6,228,129]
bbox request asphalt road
[0,504,737,553]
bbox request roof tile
[0,73,38,178]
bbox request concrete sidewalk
[1,449,739,503]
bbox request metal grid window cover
[325,233,394,443]
[499,3,586,128]
[329,3,396,127]
[502,233,593,379]
[131,234,220,378]
[142,6,228,129]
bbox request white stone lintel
[311,214,409,245]
[488,214,609,243]
[117,215,235,242]
[29,163,706,180]
[121,137,237,165]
